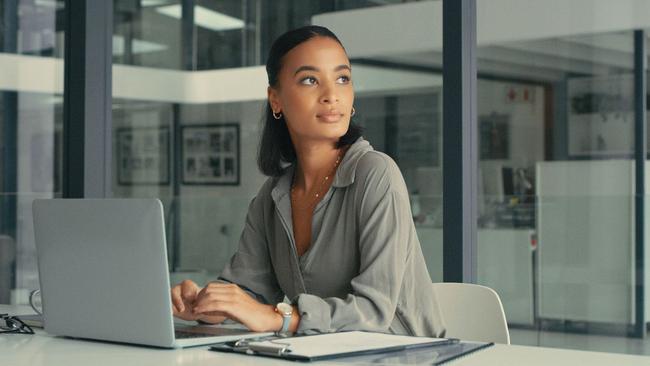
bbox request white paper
[247,331,448,358]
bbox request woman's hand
[171,280,226,324]
[191,282,282,332]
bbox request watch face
[276,302,292,315]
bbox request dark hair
[258,25,363,177]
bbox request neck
[293,141,341,192]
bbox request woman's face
[268,36,354,146]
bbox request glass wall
[0,0,65,304]
[110,0,445,286]
[476,0,648,354]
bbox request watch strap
[280,312,291,332]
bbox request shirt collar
[332,136,372,188]
[271,137,373,202]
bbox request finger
[193,292,222,309]
[171,286,185,312]
[195,286,233,304]
[180,280,198,303]
[204,282,239,292]
[193,284,247,312]
[193,300,234,315]
[198,285,242,298]
[196,290,255,315]
[193,292,227,310]
[198,289,237,300]
[171,286,184,312]
[196,285,208,300]
[174,312,200,322]
[199,310,228,318]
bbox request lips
[317,111,344,123]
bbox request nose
[319,81,338,104]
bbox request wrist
[274,302,295,335]
[269,304,284,331]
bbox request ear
[267,86,281,113]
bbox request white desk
[2,305,649,366]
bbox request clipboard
[209,331,460,361]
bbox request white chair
[432,282,510,344]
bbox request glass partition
[476,0,647,354]
[0,0,65,304]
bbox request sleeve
[294,154,413,334]
[218,187,284,305]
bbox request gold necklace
[291,150,344,211]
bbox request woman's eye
[300,76,317,85]
[337,75,351,84]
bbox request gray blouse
[219,137,446,337]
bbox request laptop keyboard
[175,330,215,339]
[174,326,251,339]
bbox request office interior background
[1,0,650,356]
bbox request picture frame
[116,126,170,185]
[181,123,240,186]
[479,112,510,160]
[567,74,637,159]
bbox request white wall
[477,79,545,168]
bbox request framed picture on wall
[181,123,240,185]
[479,113,510,160]
[116,126,170,185]
[567,75,636,158]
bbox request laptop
[32,198,273,348]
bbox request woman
[171,25,446,337]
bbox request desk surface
[2,305,649,366]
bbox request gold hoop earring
[351,107,356,117]
[272,111,282,120]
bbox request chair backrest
[432,282,510,344]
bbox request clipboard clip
[247,341,292,356]
[228,338,292,356]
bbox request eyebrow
[293,64,351,76]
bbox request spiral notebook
[209,331,489,362]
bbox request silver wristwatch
[275,302,293,334]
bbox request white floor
[510,329,650,356]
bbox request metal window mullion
[181,0,196,70]
[1,0,18,236]
[63,0,113,198]
[1,0,19,296]
[442,0,478,283]
[633,29,647,338]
